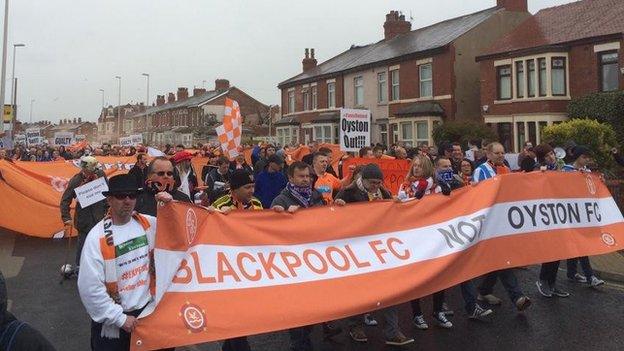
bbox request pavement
[591,251,624,283]
[2,229,624,351]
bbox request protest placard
[74,177,108,208]
[131,134,143,146]
[341,157,411,195]
[339,109,370,152]
[26,128,41,146]
[54,132,74,146]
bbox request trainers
[385,332,414,346]
[468,304,493,320]
[477,294,502,305]
[363,313,378,326]
[536,280,553,298]
[349,326,368,343]
[433,312,453,329]
[515,296,532,311]
[441,302,454,316]
[322,322,342,339]
[569,273,587,283]
[412,314,429,330]
[589,276,605,287]
[551,286,570,298]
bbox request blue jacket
[254,171,288,208]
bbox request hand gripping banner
[131,172,624,350]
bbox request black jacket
[128,164,148,188]
[335,183,392,203]
[135,189,192,216]
[271,187,325,209]
[204,168,232,204]
[59,170,108,234]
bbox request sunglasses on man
[112,193,138,200]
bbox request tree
[432,121,497,148]
[541,119,618,171]
[567,91,624,141]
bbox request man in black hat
[210,169,261,351]
[77,174,173,351]
[335,164,414,347]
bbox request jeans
[567,257,594,278]
[222,337,251,351]
[288,326,313,351]
[478,269,524,303]
[411,290,445,316]
[460,280,478,313]
[347,306,401,339]
[539,261,560,286]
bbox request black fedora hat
[102,174,142,196]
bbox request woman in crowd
[459,158,474,185]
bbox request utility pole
[142,73,149,143]
[10,43,24,122]
[99,89,105,108]
[0,0,10,132]
[115,76,121,141]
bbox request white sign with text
[339,109,370,152]
[74,177,108,208]
[54,132,74,146]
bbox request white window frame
[419,63,433,98]
[302,88,310,111]
[391,70,400,101]
[312,123,335,143]
[288,90,295,113]
[327,83,336,108]
[377,71,387,103]
[311,86,318,110]
[354,76,364,106]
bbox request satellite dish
[554,147,566,160]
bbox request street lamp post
[29,98,34,123]
[141,73,149,143]
[10,43,25,121]
[115,76,121,141]
[0,0,10,132]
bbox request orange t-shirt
[315,172,342,204]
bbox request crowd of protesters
[0,137,619,351]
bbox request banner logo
[50,177,69,192]
[601,233,616,246]
[186,209,197,245]
[179,302,206,333]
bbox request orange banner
[132,172,624,350]
[285,143,346,171]
[342,157,411,195]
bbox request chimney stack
[383,11,411,40]
[497,0,528,12]
[167,93,176,103]
[59,119,62,125]
[302,48,318,72]
[156,95,165,106]
[193,88,207,96]
[177,87,189,101]
[78,118,82,123]
[73,117,77,124]
[215,79,230,91]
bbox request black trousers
[539,261,560,285]
[90,308,175,351]
[411,290,445,316]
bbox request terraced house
[276,0,530,147]
[477,0,624,152]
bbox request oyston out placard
[339,108,370,152]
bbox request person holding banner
[136,157,192,216]
[60,156,108,273]
[311,152,347,204]
[336,164,414,346]
[77,174,173,351]
[211,169,261,351]
[473,143,532,311]
[562,146,605,288]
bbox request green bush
[432,121,497,148]
[567,91,624,141]
[541,119,618,171]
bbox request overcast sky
[7,0,573,123]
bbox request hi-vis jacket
[78,213,157,331]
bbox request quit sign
[340,108,370,152]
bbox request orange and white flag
[131,172,624,350]
[216,98,242,159]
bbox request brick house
[97,103,146,144]
[47,118,97,142]
[477,0,624,152]
[276,0,530,147]
[129,79,272,146]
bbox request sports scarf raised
[287,182,312,208]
